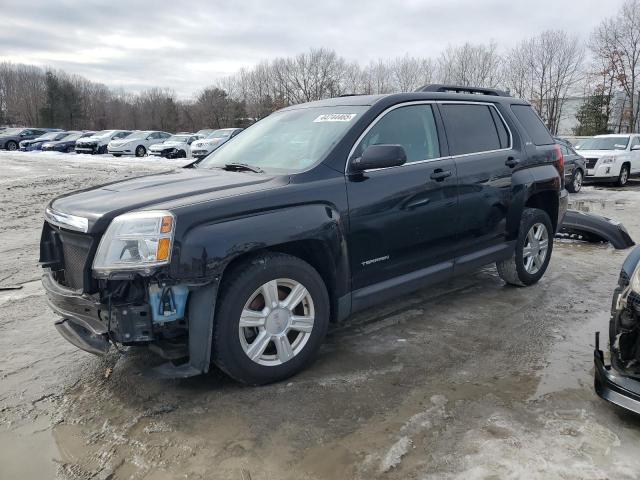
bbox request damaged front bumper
[594,333,640,415]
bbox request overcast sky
[1,0,627,98]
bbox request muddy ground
[1,150,640,480]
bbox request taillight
[553,144,565,188]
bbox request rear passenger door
[439,102,515,266]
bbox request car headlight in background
[93,210,175,275]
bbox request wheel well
[219,240,338,322]
[525,191,559,232]
[621,161,631,171]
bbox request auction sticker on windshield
[313,113,358,122]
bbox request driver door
[346,103,458,295]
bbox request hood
[109,139,132,147]
[577,149,626,158]
[49,167,284,233]
[78,135,106,143]
[194,138,222,147]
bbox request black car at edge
[39,85,568,384]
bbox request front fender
[171,203,349,289]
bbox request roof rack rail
[415,84,511,97]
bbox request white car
[190,128,243,160]
[75,130,133,154]
[107,130,171,157]
[576,134,640,186]
[147,133,199,159]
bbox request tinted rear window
[511,105,553,146]
[440,104,502,155]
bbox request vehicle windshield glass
[62,133,83,141]
[2,128,23,135]
[123,132,148,140]
[166,135,190,142]
[38,132,61,140]
[207,130,233,138]
[577,137,629,150]
[93,130,115,138]
[198,106,367,173]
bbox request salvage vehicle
[595,245,640,414]
[40,84,567,384]
[148,133,199,158]
[19,131,69,151]
[108,130,171,157]
[555,137,585,193]
[42,131,95,153]
[75,130,133,154]
[190,128,243,160]
[0,127,50,150]
[576,134,640,187]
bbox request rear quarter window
[511,105,553,146]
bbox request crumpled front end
[595,246,640,414]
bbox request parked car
[40,84,567,384]
[147,133,198,158]
[0,128,50,150]
[575,134,640,187]
[107,130,171,157]
[42,131,95,153]
[75,130,133,154]
[19,131,69,151]
[595,245,640,414]
[555,137,586,193]
[190,128,243,160]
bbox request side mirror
[350,144,407,172]
[631,144,640,151]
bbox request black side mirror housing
[350,144,407,172]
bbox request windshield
[121,132,149,141]
[166,135,190,142]
[198,106,367,173]
[577,137,629,151]
[207,130,233,139]
[61,133,83,141]
[92,130,116,138]
[2,128,23,135]
[37,132,62,141]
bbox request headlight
[93,210,175,275]
[601,157,615,164]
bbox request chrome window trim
[345,100,514,173]
[44,207,89,233]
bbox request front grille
[59,232,92,289]
[585,158,598,169]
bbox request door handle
[505,157,520,168]
[430,169,452,181]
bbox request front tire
[567,169,583,193]
[497,208,554,286]
[617,164,630,187]
[135,145,146,157]
[6,140,18,151]
[213,253,330,385]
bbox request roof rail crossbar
[415,84,511,97]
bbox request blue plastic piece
[149,284,189,323]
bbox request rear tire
[135,145,146,157]
[566,169,583,193]
[617,164,630,187]
[213,253,330,385]
[497,208,554,286]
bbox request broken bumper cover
[42,272,111,355]
[594,344,640,415]
[558,210,635,249]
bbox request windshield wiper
[223,163,264,173]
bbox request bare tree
[437,42,503,88]
[590,0,640,132]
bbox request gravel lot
[1,150,640,480]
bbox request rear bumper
[594,345,640,415]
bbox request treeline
[2,0,640,135]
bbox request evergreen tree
[573,88,611,136]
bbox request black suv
[40,85,568,384]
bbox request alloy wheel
[620,167,629,185]
[573,171,582,192]
[522,223,549,275]
[238,278,315,366]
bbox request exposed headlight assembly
[601,156,615,164]
[93,210,175,276]
[630,263,640,294]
